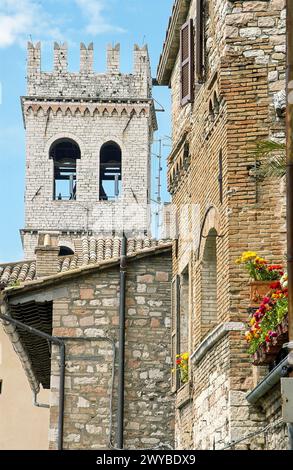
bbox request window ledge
[176,381,192,409]
[190,322,245,365]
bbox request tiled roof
[0,261,36,288]
[0,237,171,288]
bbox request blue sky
[0,0,173,262]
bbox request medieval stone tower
[21,42,156,259]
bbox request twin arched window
[49,138,122,201]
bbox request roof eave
[4,244,173,299]
[157,0,191,85]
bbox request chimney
[35,232,60,278]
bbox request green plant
[254,140,286,179]
[245,282,288,355]
[174,353,189,384]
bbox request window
[214,92,220,115]
[49,138,81,201]
[171,275,180,392]
[59,246,74,257]
[180,19,194,105]
[201,228,218,335]
[99,141,122,201]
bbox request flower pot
[249,281,272,307]
[251,314,289,365]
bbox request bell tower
[21,42,156,259]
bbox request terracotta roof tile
[0,237,171,288]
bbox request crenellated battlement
[27,42,152,100]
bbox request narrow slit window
[49,138,81,201]
[99,141,122,201]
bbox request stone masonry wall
[49,251,174,450]
[166,0,287,450]
[27,43,152,99]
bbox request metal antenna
[153,138,163,239]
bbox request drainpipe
[117,233,127,449]
[246,355,290,405]
[0,311,65,451]
[287,1,293,450]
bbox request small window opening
[209,100,215,122]
[50,139,81,201]
[0,380,2,394]
[99,141,122,201]
[59,246,74,257]
[214,92,220,115]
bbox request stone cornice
[20,96,158,130]
[22,99,150,118]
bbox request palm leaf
[254,140,286,178]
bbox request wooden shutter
[171,275,180,392]
[196,0,204,82]
[180,19,194,106]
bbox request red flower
[268,265,283,271]
[270,281,281,290]
[176,359,182,365]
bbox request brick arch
[198,206,221,261]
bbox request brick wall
[164,0,287,449]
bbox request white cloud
[0,0,125,48]
[75,0,125,35]
[0,0,63,48]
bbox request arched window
[49,138,81,201]
[99,141,122,201]
[201,228,217,334]
[59,246,74,257]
